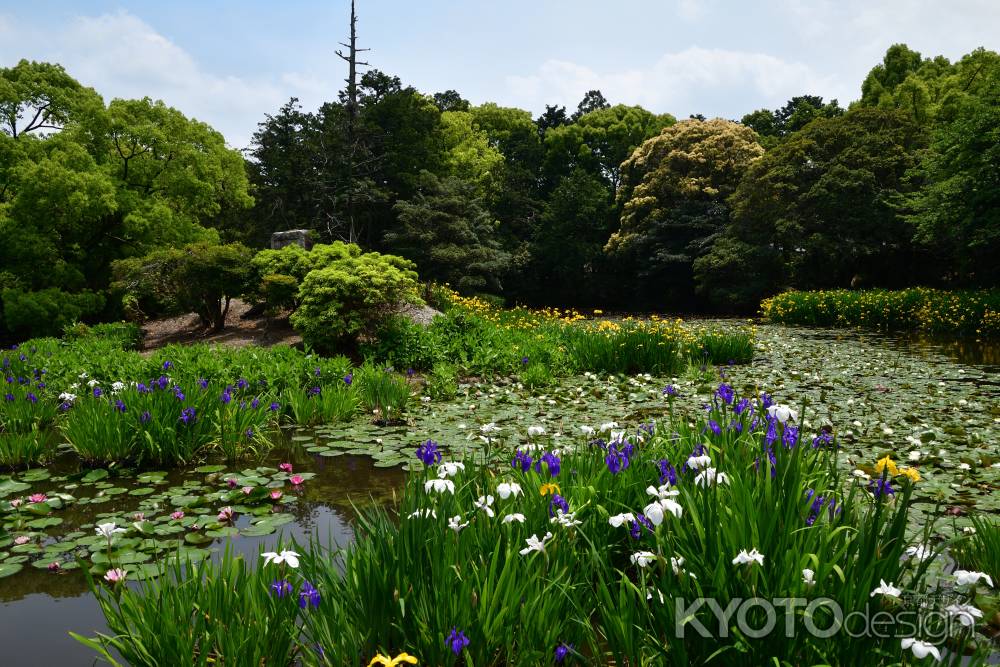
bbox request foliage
[73,549,305,666]
[354,364,411,423]
[282,383,358,428]
[1,287,105,339]
[740,95,844,147]
[607,119,764,308]
[760,288,1000,336]
[388,171,509,293]
[0,61,251,339]
[112,242,254,330]
[706,108,926,302]
[77,386,994,666]
[290,250,421,351]
[62,321,144,351]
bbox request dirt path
[140,299,302,352]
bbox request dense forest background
[1,43,998,339]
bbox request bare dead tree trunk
[336,0,370,245]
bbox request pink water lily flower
[269,489,283,501]
[104,568,127,584]
[290,475,304,486]
[14,536,30,545]
[278,462,293,473]
[217,506,235,522]
[48,562,61,572]
[28,493,47,503]
[226,478,238,488]
[170,511,185,520]
[133,512,145,522]
[9,498,23,508]
[241,486,254,495]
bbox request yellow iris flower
[539,482,561,496]
[367,653,418,666]
[874,455,898,477]
[901,467,920,483]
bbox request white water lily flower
[447,515,469,533]
[908,450,922,461]
[437,461,465,478]
[870,579,902,598]
[630,551,657,568]
[767,404,798,423]
[519,532,553,555]
[953,570,994,587]
[95,522,126,540]
[407,509,437,519]
[550,511,582,527]
[694,468,729,487]
[599,421,619,432]
[732,549,765,567]
[903,544,934,562]
[480,422,500,434]
[497,481,522,500]
[609,512,635,528]
[945,603,983,627]
[474,495,495,517]
[527,425,546,437]
[852,469,871,480]
[900,638,941,661]
[580,425,595,436]
[686,454,711,470]
[802,568,816,586]
[261,550,300,568]
[502,513,525,524]
[957,462,971,471]
[424,478,455,494]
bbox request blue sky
[2,1,997,149]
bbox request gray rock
[270,230,313,250]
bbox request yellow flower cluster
[875,455,920,483]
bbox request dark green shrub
[260,273,299,315]
[362,316,442,371]
[1,288,105,339]
[112,242,253,330]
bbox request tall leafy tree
[572,89,610,121]
[709,108,926,298]
[607,118,763,308]
[741,96,843,147]
[907,60,1000,284]
[387,171,509,293]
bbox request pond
[1,323,997,665]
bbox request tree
[387,171,509,293]
[907,60,1000,284]
[0,62,252,339]
[606,118,764,308]
[718,108,926,294]
[438,111,504,195]
[741,96,843,147]
[536,104,568,135]
[544,104,675,189]
[111,242,254,330]
[433,90,470,112]
[0,60,102,139]
[529,169,615,305]
[572,89,610,121]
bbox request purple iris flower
[251,397,260,409]
[734,398,750,415]
[162,361,172,371]
[512,450,533,473]
[269,401,280,412]
[270,579,292,598]
[140,410,151,424]
[549,494,569,517]
[555,643,573,663]
[869,478,895,498]
[197,378,208,389]
[658,459,677,486]
[298,580,320,609]
[343,373,353,386]
[416,439,442,466]
[540,452,561,477]
[221,390,232,404]
[93,387,103,398]
[447,627,470,655]
[179,407,197,424]
[663,384,678,397]
[26,392,38,404]
[716,383,735,405]
[629,513,653,539]
[114,399,126,413]
[236,378,249,389]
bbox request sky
[1,1,998,150]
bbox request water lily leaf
[25,517,62,529]
[82,469,109,483]
[194,465,227,474]
[128,488,156,496]
[0,562,23,578]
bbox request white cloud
[506,47,845,119]
[0,11,335,149]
